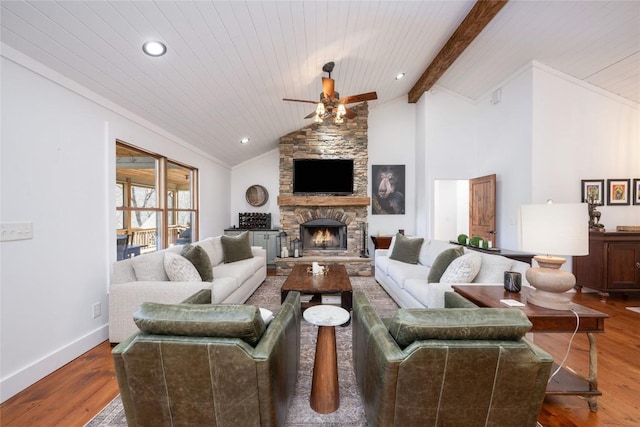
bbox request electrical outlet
[92,302,101,319]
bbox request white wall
[531,62,640,228]
[0,49,231,402]
[420,66,534,249]
[368,96,417,255]
[229,149,280,229]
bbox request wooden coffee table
[281,264,353,314]
[452,285,608,412]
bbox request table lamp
[517,201,589,310]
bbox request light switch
[1,222,33,241]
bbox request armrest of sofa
[253,291,301,425]
[352,291,404,426]
[251,246,267,259]
[375,248,390,258]
[108,281,213,343]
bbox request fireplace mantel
[277,195,370,207]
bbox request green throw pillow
[389,233,424,264]
[221,231,254,263]
[180,244,214,282]
[427,246,464,283]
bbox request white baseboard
[0,324,108,403]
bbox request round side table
[303,305,351,414]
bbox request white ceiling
[2,1,638,166]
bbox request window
[116,141,198,256]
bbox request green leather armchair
[112,290,301,427]
[353,291,552,427]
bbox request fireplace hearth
[300,219,347,251]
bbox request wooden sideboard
[573,231,640,301]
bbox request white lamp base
[525,256,575,311]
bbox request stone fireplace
[276,102,371,276]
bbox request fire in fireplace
[300,219,347,250]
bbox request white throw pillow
[473,253,514,283]
[259,307,274,325]
[440,252,482,283]
[164,252,202,282]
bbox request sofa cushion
[221,231,254,263]
[387,260,431,290]
[427,246,464,283]
[181,244,214,282]
[134,302,266,346]
[440,252,482,283]
[213,255,263,284]
[193,239,217,269]
[473,252,514,283]
[131,251,169,281]
[387,308,532,348]
[389,233,424,264]
[423,240,458,267]
[164,252,203,282]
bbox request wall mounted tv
[293,159,354,195]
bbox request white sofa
[109,236,267,343]
[374,236,531,309]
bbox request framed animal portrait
[372,165,405,215]
[607,179,630,205]
[581,179,604,206]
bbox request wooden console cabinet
[573,231,640,301]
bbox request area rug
[626,306,640,314]
[85,275,398,427]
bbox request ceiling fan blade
[283,98,319,104]
[344,108,357,119]
[322,77,335,99]
[304,110,317,119]
[339,91,378,104]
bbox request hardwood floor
[1,289,639,426]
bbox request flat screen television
[293,159,354,195]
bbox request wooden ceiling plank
[408,0,508,103]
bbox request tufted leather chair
[112,290,301,427]
[353,291,552,427]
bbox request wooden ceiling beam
[408,0,508,103]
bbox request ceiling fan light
[316,103,325,115]
[314,114,323,123]
[337,104,346,115]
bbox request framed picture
[607,179,630,205]
[372,165,405,215]
[633,179,640,205]
[581,179,604,205]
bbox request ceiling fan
[283,62,378,124]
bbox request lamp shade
[517,202,589,257]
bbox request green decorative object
[469,236,482,247]
[457,234,468,245]
[482,240,489,249]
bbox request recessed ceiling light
[395,73,406,80]
[240,137,251,144]
[142,41,167,57]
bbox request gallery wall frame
[633,179,640,205]
[606,179,630,206]
[581,179,604,205]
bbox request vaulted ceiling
[2,1,638,166]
